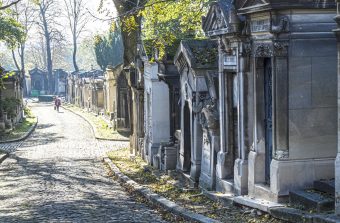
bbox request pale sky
[0,0,118,70]
[84,0,117,36]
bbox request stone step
[314,179,335,196]
[289,190,334,212]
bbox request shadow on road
[0,154,155,222]
[36,124,55,129]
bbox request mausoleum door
[34,80,42,91]
[183,102,192,173]
[230,73,239,177]
[264,58,273,184]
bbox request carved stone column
[191,92,204,183]
[234,43,249,195]
[272,41,289,161]
[216,38,232,181]
[334,0,340,215]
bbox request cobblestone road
[0,103,167,223]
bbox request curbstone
[313,214,340,223]
[103,157,221,223]
[0,117,38,144]
[0,152,9,164]
[62,106,129,142]
[269,207,313,223]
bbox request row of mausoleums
[138,0,338,205]
[65,0,340,215]
[27,67,68,96]
[66,66,131,131]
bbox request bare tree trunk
[72,28,79,72]
[11,50,20,71]
[111,1,140,66]
[19,44,25,75]
[40,4,53,94]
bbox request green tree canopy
[0,6,25,47]
[94,23,124,70]
[139,0,211,60]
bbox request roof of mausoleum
[29,67,47,76]
[236,0,335,14]
[202,0,242,37]
[174,39,218,71]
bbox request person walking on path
[55,96,61,112]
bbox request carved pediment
[202,1,241,37]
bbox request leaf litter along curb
[104,162,190,223]
[107,148,288,223]
[63,104,129,141]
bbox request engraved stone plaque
[251,19,270,33]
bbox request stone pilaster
[234,45,249,195]
[334,1,340,215]
[216,41,232,181]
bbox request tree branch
[0,0,22,10]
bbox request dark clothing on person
[55,98,61,112]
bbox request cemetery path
[0,103,167,223]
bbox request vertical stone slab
[273,56,289,159]
[336,41,340,216]
[334,1,340,215]
[190,114,203,181]
[217,46,230,180]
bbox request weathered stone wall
[288,10,337,159]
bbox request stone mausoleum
[174,40,219,188]
[29,67,48,96]
[201,0,337,203]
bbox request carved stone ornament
[184,83,189,100]
[241,42,252,57]
[215,8,226,30]
[200,101,219,131]
[203,133,210,145]
[253,43,273,57]
[242,19,251,36]
[273,41,289,57]
[221,37,229,53]
[138,138,144,149]
[274,150,289,160]
[192,92,207,114]
[270,17,289,34]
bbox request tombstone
[174,40,218,188]
[1,69,23,126]
[66,73,76,103]
[53,69,68,96]
[143,61,170,165]
[158,60,181,171]
[104,64,131,131]
[202,0,249,195]
[127,41,148,157]
[90,75,104,114]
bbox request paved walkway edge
[0,117,38,144]
[62,106,129,142]
[103,157,221,223]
